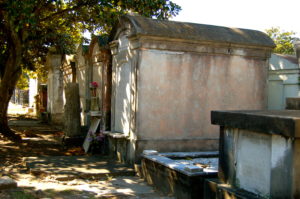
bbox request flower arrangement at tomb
[87,130,105,154]
[90,81,98,97]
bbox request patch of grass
[10,190,35,199]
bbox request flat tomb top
[211,110,300,138]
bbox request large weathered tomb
[46,35,111,132]
[47,53,74,126]
[75,36,112,130]
[88,35,112,130]
[107,14,275,163]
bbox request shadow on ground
[0,115,79,165]
[0,115,173,198]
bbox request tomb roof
[273,53,298,65]
[113,15,275,48]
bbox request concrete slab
[0,176,17,190]
[25,156,135,180]
[142,152,218,176]
[211,110,300,137]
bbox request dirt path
[0,115,172,199]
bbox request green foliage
[10,190,34,199]
[0,0,181,80]
[16,70,29,90]
[265,27,298,55]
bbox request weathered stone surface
[75,45,90,127]
[203,178,219,199]
[142,152,218,177]
[211,110,300,137]
[212,110,300,198]
[217,182,264,199]
[184,165,203,173]
[142,157,217,199]
[286,97,300,110]
[109,14,274,164]
[161,151,218,158]
[46,54,64,126]
[64,83,81,137]
[0,176,17,190]
[268,54,299,110]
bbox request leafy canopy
[265,27,298,55]
[0,0,181,78]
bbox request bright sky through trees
[171,0,300,37]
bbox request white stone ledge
[103,131,129,139]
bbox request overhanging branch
[40,1,94,22]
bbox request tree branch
[40,2,93,22]
[33,0,52,17]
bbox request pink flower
[90,81,98,88]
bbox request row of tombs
[45,14,300,198]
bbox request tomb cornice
[211,110,300,138]
[126,35,272,59]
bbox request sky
[170,0,300,37]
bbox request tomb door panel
[114,61,131,134]
[268,80,284,110]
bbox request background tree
[265,27,298,55]
[0,0,181,141]
[16,71,30,90]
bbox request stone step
[0,176,17,190]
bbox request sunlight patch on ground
[8,102,29,115]
[15,176,158,198]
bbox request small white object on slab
[143,150,158,156]
[184,165,203,173]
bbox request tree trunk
[0,42,22,141]
[0,79,21,141]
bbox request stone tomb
[75,35,111,130]
[88,35,112,130]
[211,110,300,198]
[75,44,90,127]
[107,14,274,164]
[141,151,218,199]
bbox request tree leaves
[265,27,298,55]
[0,0,181,61]
[0,0,182,137]
[0,0,181,91]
